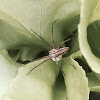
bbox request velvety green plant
[0,0,100,100]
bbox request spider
[27,22,76,76]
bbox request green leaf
[62,51,89,100]
[87,20,100,58]
[0,49,20,98]
[87,72,100,92]
[53,73,66,100]
[78,0,100,73]
[19,45,44,61]
[90,92,100,100]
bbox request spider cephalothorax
[27,22,76,76]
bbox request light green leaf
[78,0,100,73]
[0,0,80,62]
[62,51,89,100]
[0,10,39,49]
[0,0,80,49]
[3,58,60,100]
[0,0,81,99]
[0,49,20,98]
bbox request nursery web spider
[27,22,76,76]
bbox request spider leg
[52,21,55,49]
[57,38,72,49]
[31,29,52,49]
[55,57,66,77]
[58,57,76,69]
[26,58,50,76]
[32,56,49,62]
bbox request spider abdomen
[55,47,69,56]
[49,47,69,61]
